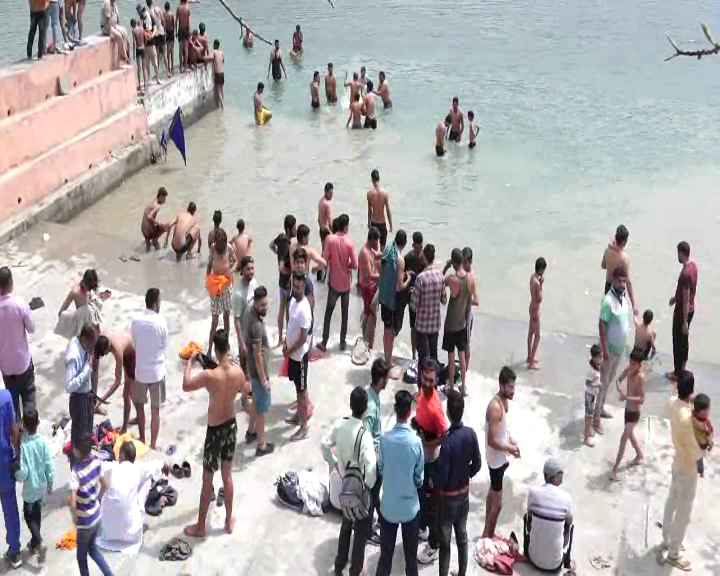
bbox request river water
[5,0,720,360]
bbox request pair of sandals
[170,461,192,479]
[159,538,192,561]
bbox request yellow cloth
[256,107,272,125]
[206,274,232,298]
[56,529,77,550]
[180,341,203,360]
[113,433,150,461]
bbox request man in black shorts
[394,232,425,359]
[182,331,246,538]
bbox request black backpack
[339,425,371,521]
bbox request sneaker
[5,551,22,569]
[418,528,429,541]
[417,543,438,564]
[256,442,275,457]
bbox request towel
[54,294,104,339]
[206,274,232,298]
[378,242,399,309]
[56,529,77,550]
[113,433,150,461]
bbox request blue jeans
[0,489,21,554]
[77,524,114,576]
[48,2,61,49]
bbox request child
[610,347,646,481]
[527,257,546,369]
[15,408,54,562]
[131,18,148,93]
[692,393,713,477]
[616,309,656,384]
[583,344,602,447]
[467,110,480,149]
[163,2,175,74]
[71,434,114,576]
[212,39,224,109]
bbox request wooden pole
[215,0,273,46]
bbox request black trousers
[439,492,470,576]
[376,512,420,576]
[672,310,694,376]
[23,500,42,549]
[321,286,349,348]
[27,10,48,59]
[416,331,438,363]
[523,512,574,571]
[419,460,441,549]
[2,361,36,421]
[370,473,383,524]
[69,392,94,464]
[335,515,370,576]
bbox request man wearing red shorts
[358,227,381,349]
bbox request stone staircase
[0,36,149,225]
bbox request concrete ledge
[142,64,218,135]
[0,136,156,245]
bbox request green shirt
[364,386,382,451]
[599,288,630,356]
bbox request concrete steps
[0,67,138,174]
[0,105,148,223]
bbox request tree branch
[215,0,273,46]
[665,23,720,61]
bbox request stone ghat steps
[0,105,148,224]
[0,66,138,175]
[0,37,118,120]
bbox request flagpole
[215,0,273,46]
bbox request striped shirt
[71,457,102,529]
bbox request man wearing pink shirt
[0,267,36,420]
[317,214,358,352]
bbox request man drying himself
[206,229,236,358]
[367,169,393,250]
[141,187,170,251]
[94,332,136,434]
[167,202,202,261]
[183,330,245,538]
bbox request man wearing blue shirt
[65,325,98,465]
[376,390,424,576]
[0,389,21,568]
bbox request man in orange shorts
[358,227,381,350]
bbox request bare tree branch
[665,22,720,61]
[215,0,273,46]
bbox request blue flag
[168,108,187,165]
[159,129,168,152]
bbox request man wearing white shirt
[284,272,313,442]
[131,288,168,449]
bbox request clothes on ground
[526,483,573,570]
[71,456,103,529]
[434,422,481,493]
[112,433,149,461]
[159,537,192,561]
[232,278,258,320]
[131,309,168,384]
[287,297,312,361]
[474,537,519,574]
[15,432,55,504]
[379,423,424,524]
[322,232,358,293]
[378,242,399,310]
[0,294,34,376]
[321,416,377,489]
[666,397,704,474]
[599,287,631,356]
[276,470,329,516]
[411,268,445,335]
[57,529,78,550]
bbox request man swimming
[446,97,464,143]
[230,219,253,267]
[362,80,377,129]
[168,202,202,261]
[141,187,170,251]
[435,121,446,157]
[347,92,363,129]
[268,39,287,81]
[310,71,321,110]
[242,23,254,48]
[291,24,303,57]
[367,169,393,249]
[375,71,392,109]
[254,82,272,125]
[325,62,338,104]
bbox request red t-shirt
[415,389,447,438]
[675,261,698,313]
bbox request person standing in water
[375,71,392,109]
[359,66,368,94]
[310,71,321,110]
[527,257,546,370]
[362,80,377,129]
[325,62,338,103]
[290,24,303,57]
[435,121,446,157]
[344,72,361,103]
[346,92,363,129]
[467,111,480,149]
[268,39,287,81]
[141,187,170,251]
[230,219,253,267]
[168,202,202,261]
[367,169,393,250]
[446,97,464,143]
[254,82,272,125]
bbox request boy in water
[211,39,224,109]
[527,257,546,369]
[692,393,713,477]
[610,347,646,481]
[163,2,175,74]
[131,18,148,93]
[583,344,602,447]
[468,110,480,149]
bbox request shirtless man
[446,97,464,143]
[358,227,381,349]
[141,187,170,251]
[95,332,137,433]
[268,39,287,81]
[362,80,377,129]
[207,210,224,255]
[168,202,202,261]
[183,330,246,537]
[462,247,480,369]
[206,229,237,358]
[344,72,361,103]
[242,23,254,48]
[254,82,271,125]
[347,92,363,129]
[163,2,175,73]
[367,169,393,250]
[359,66,368,95]
[231,219,253,268]
[292,224,327,275]
[211,40,225,109]
[435,121,446,157]
[310,71,321,110]
[176,0,191,72]
[610,347,646,481]
[375,71,392,109]
[291,24,303,57]
[527,257,546,369]
[601,225,637,315]
[617,309,657,384]
[325,62,338,104]
[317,183,333,282]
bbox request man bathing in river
[183,330,246,538]
[446,97,464,143]
[367,169,393,250]
[362,81,377,129]
[325,63,338,104]
[167,202,202,261]
[254,82,272,125]
[375,71,392,109]
[268,39,287,81]
[347,93,363,129]
[435,121,446,157]
[206,230,237,358]
[291,24,303,58]
[344,72,362,103]
[230,219,253,267]
[141,187,170,251]
[310,71,321,110]
[95,332,137,434]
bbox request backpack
[339,425,371,521]
[275,472,303,511]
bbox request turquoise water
[6,0,720,360]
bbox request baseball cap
[543,457,564,477]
